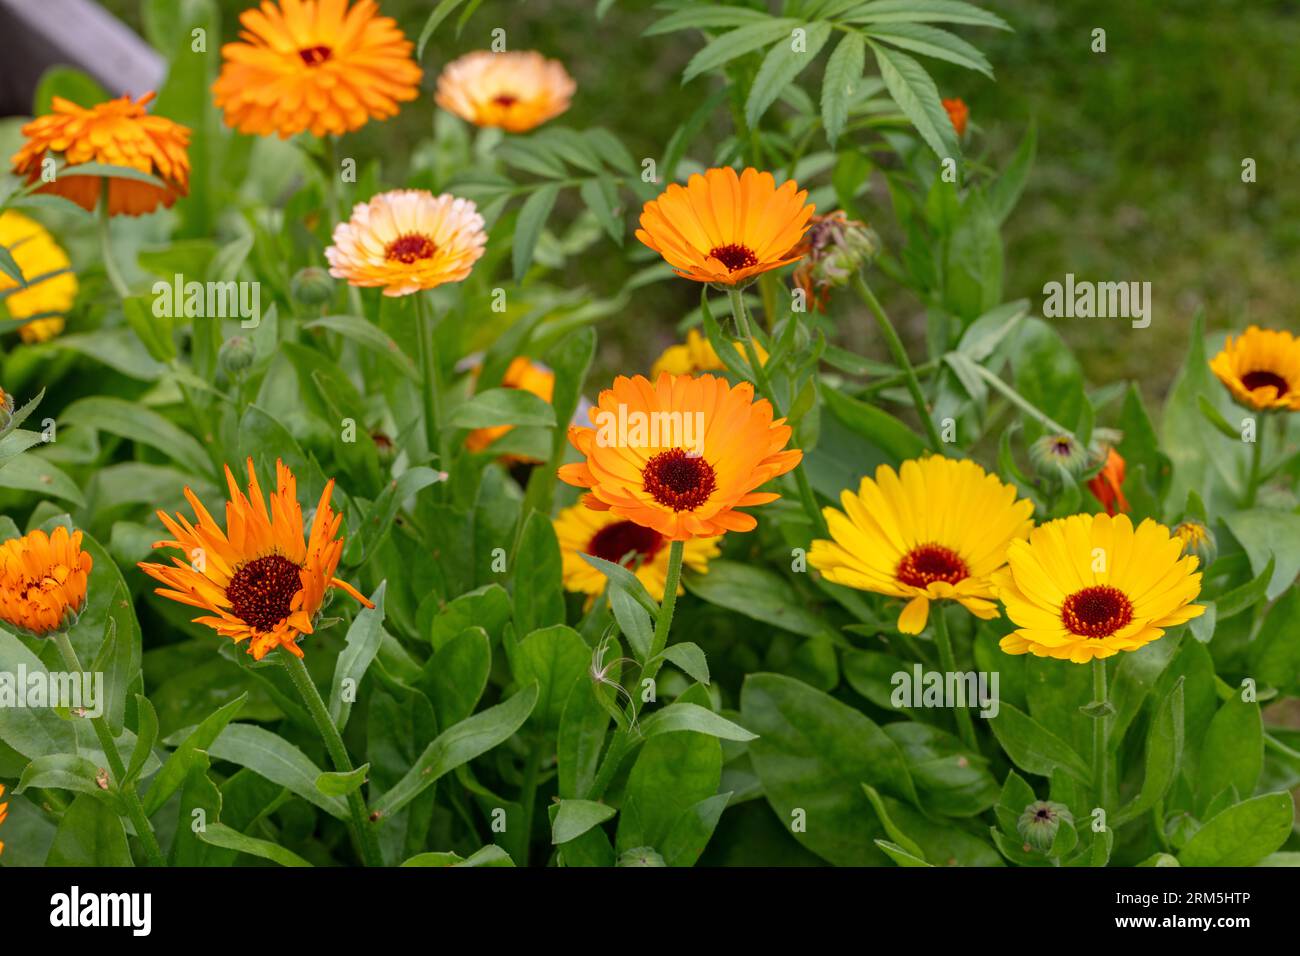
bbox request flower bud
[1173,519,1217,568]
[792,212,880,311]
[1029,432,1089,477]
[218,336,256,377]
[291,266,334,306]
[1017,800,1072,852]
[617,846,666,867]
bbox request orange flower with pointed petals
[943,98,969,137]
[558,372,802,541]
[139,459,373,661]
[1088,446,1129,516]
[11,92,190,216]
[212,0,422,138]
[636,167,815,286]
[435,50,575,133]
[0,526,92,637]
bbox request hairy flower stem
[281,651,383,867]
[52,630,165,867]
[969,361,1076,439]
[98,188,130,299]
[1242,426,1264,508]
[415,292,448,477]
[1092,658,1110,815]
[932,606,978,750]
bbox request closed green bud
[1017,800,1072,852]
[218,335,256,376]
[1173,519,1217,568]
[1029,432,1090,477]
[617,846,666,867]
[291,266,334,305]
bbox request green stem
[851,274,945,453]
[52,630,164,867]
[931,606,977,750]
[98,188,129,299]
[517,742,542,866]
[280,651,383,867]
[415,292,447,472]
[1242,422,1264,508]
[969,361,1075,439]
[1092,658,1110,814]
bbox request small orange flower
[558,372,802,541]
[466,357,555,456]
[0,781,7,856]
[1088,446,1129,516]
[435,51,575,133]
[636,167,815,286]
[943,98,969,137]
[0,526,93,637]
[212,0,422,138]
[1209,325,1300,412]
[11,92,190,216]
[139,459,373,661]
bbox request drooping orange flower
[435,51,575,133]
[212,0,422,138]
[139,459,373,661]
[466,356,555,456]
[0,526,92,637]
[11,92,190,216]
[1208,325,1300,412]
[326,189,487,296]
[1088,446,1129,516]
[943,98,969,137]
[558,372,802,541]
[636,167,815,286]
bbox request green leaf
[33,66,109,113]
[659,642,710,686]
[746,21,832,127]
[124,694,159,787]
[821,31,866,145]
[448,387,556,429]
[685,560,834,638]
[617,728,721,854]
[513,512,565,635]
[821,384,927,462]
[206,723,348,819]
[682,19,800,83]
[428,627,492,729]
[144,693,247,816]
[862,783,925,859]
[1250,587,1300,695]
[1197,696,1262,810]
[558,664,615,800]
[1224,509,1300,601]
[640,702,756,741]
[305,315,418,380]
[868,41,959,161]
[1178,792,1294,867]
[327,582,387,730]
[17,754,118,803]
[511,625,589,733]
[197,822,312,867]
[1115,678,1184,826]
[512,182,562,281]
[416,0,472,58]
[316,764,370,797]
[61,396,210,475]
[122,293,176,362]
[985,121,1036,224]
[578,553,659,615]
[644,6,771,36]
[578,178,623,243]
[1214,554,1274,620]
[876,839,933,866]
[845,0,1012,31]
[552,798,617,844]
[659,791,731,867]
[46,794,133,866]
[427,583,511,651]
[865,22,993,77]
[988,703,1091,783]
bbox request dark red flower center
[588,520,665,567]
[298,45,333,66]
[385,233,437,264]
[643,448,717,512]
[895,544,969,588]
[708,243,758,273]
[492,93,519,108]
[1061,585,1133,638]
[227,554,302,631]
[1241,369,1289,397]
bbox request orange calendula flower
[636,167,815,287]
[0,526,93,637]
[558,372,802,541]
[326,189,487,296]
[943,98,969,137]
[1208,325,1300,412]
[139,459,373,661]
[0,781,7,856]
[1088,446,1129,516]
[435,50,575,133]
[466,356,556,456]
[650,329,766,379]
[11,92,190,216]
[212,0,422,138]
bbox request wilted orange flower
[212,0,422,138]
[650,329,766,379]
[0,526,92,637]
[466,356,555,455]
[326,189,487,296]
[139,459,373,661]
[790,211,879,311]
[943,98,969,137]
[11,92,190,216]
[1208,325,1300,412]
[435,50,575,133]
[1088,446,1129,516]
[636,167,815,286]
[558,372,802,540]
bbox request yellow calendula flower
[0,211,78,344]
[808,456,1035,634]
[466,357,555,456]
[636,167,815,287]
[994,513,1204,663]
[554,503,719,603]
[325,189,487,297]
[0,526,93,637]
[650,329,767,379]
[435,50,575,133]
[11,92,190,216]
[1209,325,1300,412]
[139,459,373,661]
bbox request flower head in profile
[11,92,190,216]
[995,513,1204,663]
[0,211,78,344]
[650,329,766,379]
[1173,519,1216,568]
[636,167,815,287]
[554,503,719,604]
[808,456,1034,634]
[139,459,373,660]
[943,97,969,137]
[790,211,879,311]
[465,356,555,457]
[0,526,93,637]
[326,190,487,296]
[212,0,422,138]
[435,50,575,133]
[558,372,802,541]
[1209,325,1300,412]
[1087,446,1129,516]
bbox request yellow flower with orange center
[650,329,767,379]
[808,457,1034,634]
[325,189,487,296]
[139,459,373,661]
[554,504,720,603]
[466,356,556,456]
[637,167,814,286]
[0,211,78,344]
[943,97,969,137]
[1208,325,1300,412]
[557,372,802,541]
[11,92,190,216]
[212,0,422,138]
[994,513,1204,663]
[0,526,93,637]
[435,50,575,133]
